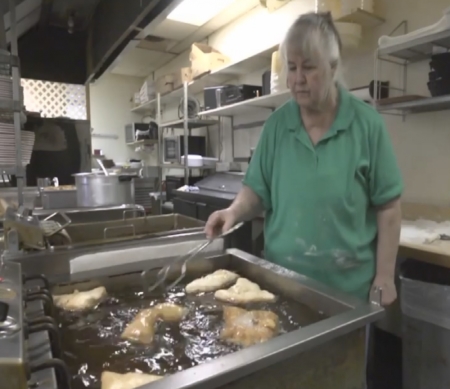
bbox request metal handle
[219,222,244,238]
[103,224,136,239]
[123,209,146,220]
[97,158,108,176]
[42,212,72,237]
[370,286,382,306]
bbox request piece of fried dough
[214,278,276,304]
[221,306,279,347]
[101,371,162,389]
[185,269,239,294]
[121,303,187,344]
[53,286,107,311]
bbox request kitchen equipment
[124,122,158,144]
[74,172,136,208]
[181,154,203,167]
[32,204,145,224]
[3,213,204,253]
[23,248,384,389]
[166,175,203,202]
[134,177,158,209]
[3,206,72,250]
[163,135,206,163]
[0,261,70,389]
[430,52,450,75]
[96,158,109,175]
[262,70,271,95]
[178,96,201,119]
[203,85,262,111]
[41,187,77,209]
[142,222,244,293]
[427,78,450,97]
[171,172,255,254]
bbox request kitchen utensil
[73,173,136,208]
[96,159,109,176]
[141,222,244,294]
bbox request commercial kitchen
[0,0,450,388]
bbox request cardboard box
[173,67,193,90]
[189,43,229,78]
[155,74,174,95]
[139,79,156,103]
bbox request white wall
[89,73,150,164]
[344,0,450,205]
[155,0,450,205]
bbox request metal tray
[53,249,384,389]
[32,204,145,224]
[8,230,221,285]
[59,213,204,247]
[41,189,77,209]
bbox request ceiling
[2,0,101,43]
[108,0,260,79]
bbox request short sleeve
[368,117,403,206]
[242,118,275,211]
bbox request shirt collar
[285,85,355,136]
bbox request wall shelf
[160,118,218,129]
[377,94,450,114]
[131,99,156,113]
[378,28,450,62]
[131,44,278,113]
[0,97,21,112]
[198,90,290,117]
[159,164,214,170]
[336,9,385,28]
[126,139,157,146]
[0,166,18,175]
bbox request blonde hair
[280,12,344,103]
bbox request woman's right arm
[205,115,276,238]
[228,185,263,222]
[204,186,262,238]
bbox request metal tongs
[141,222,244,294]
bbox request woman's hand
[371,275,397,306]
[205,208,237,239]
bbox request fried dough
[53,286,107,311]
[101,371,162,389]
[121,303,187,344]
[185,269,239,294]
[214,278,276,304]
[221,306,279,347]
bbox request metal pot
[74,173,135,208]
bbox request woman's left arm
[368,116,404,306]
[373,197,402,306]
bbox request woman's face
[286,50,329,109]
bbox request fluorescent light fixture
[167,0,237,26]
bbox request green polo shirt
[243,86,403,301]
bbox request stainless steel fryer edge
[144,306,379,389]
[134,249,384,389]
[7,231,217,283]
[60,248,381,389]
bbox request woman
[205,12,402,306]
